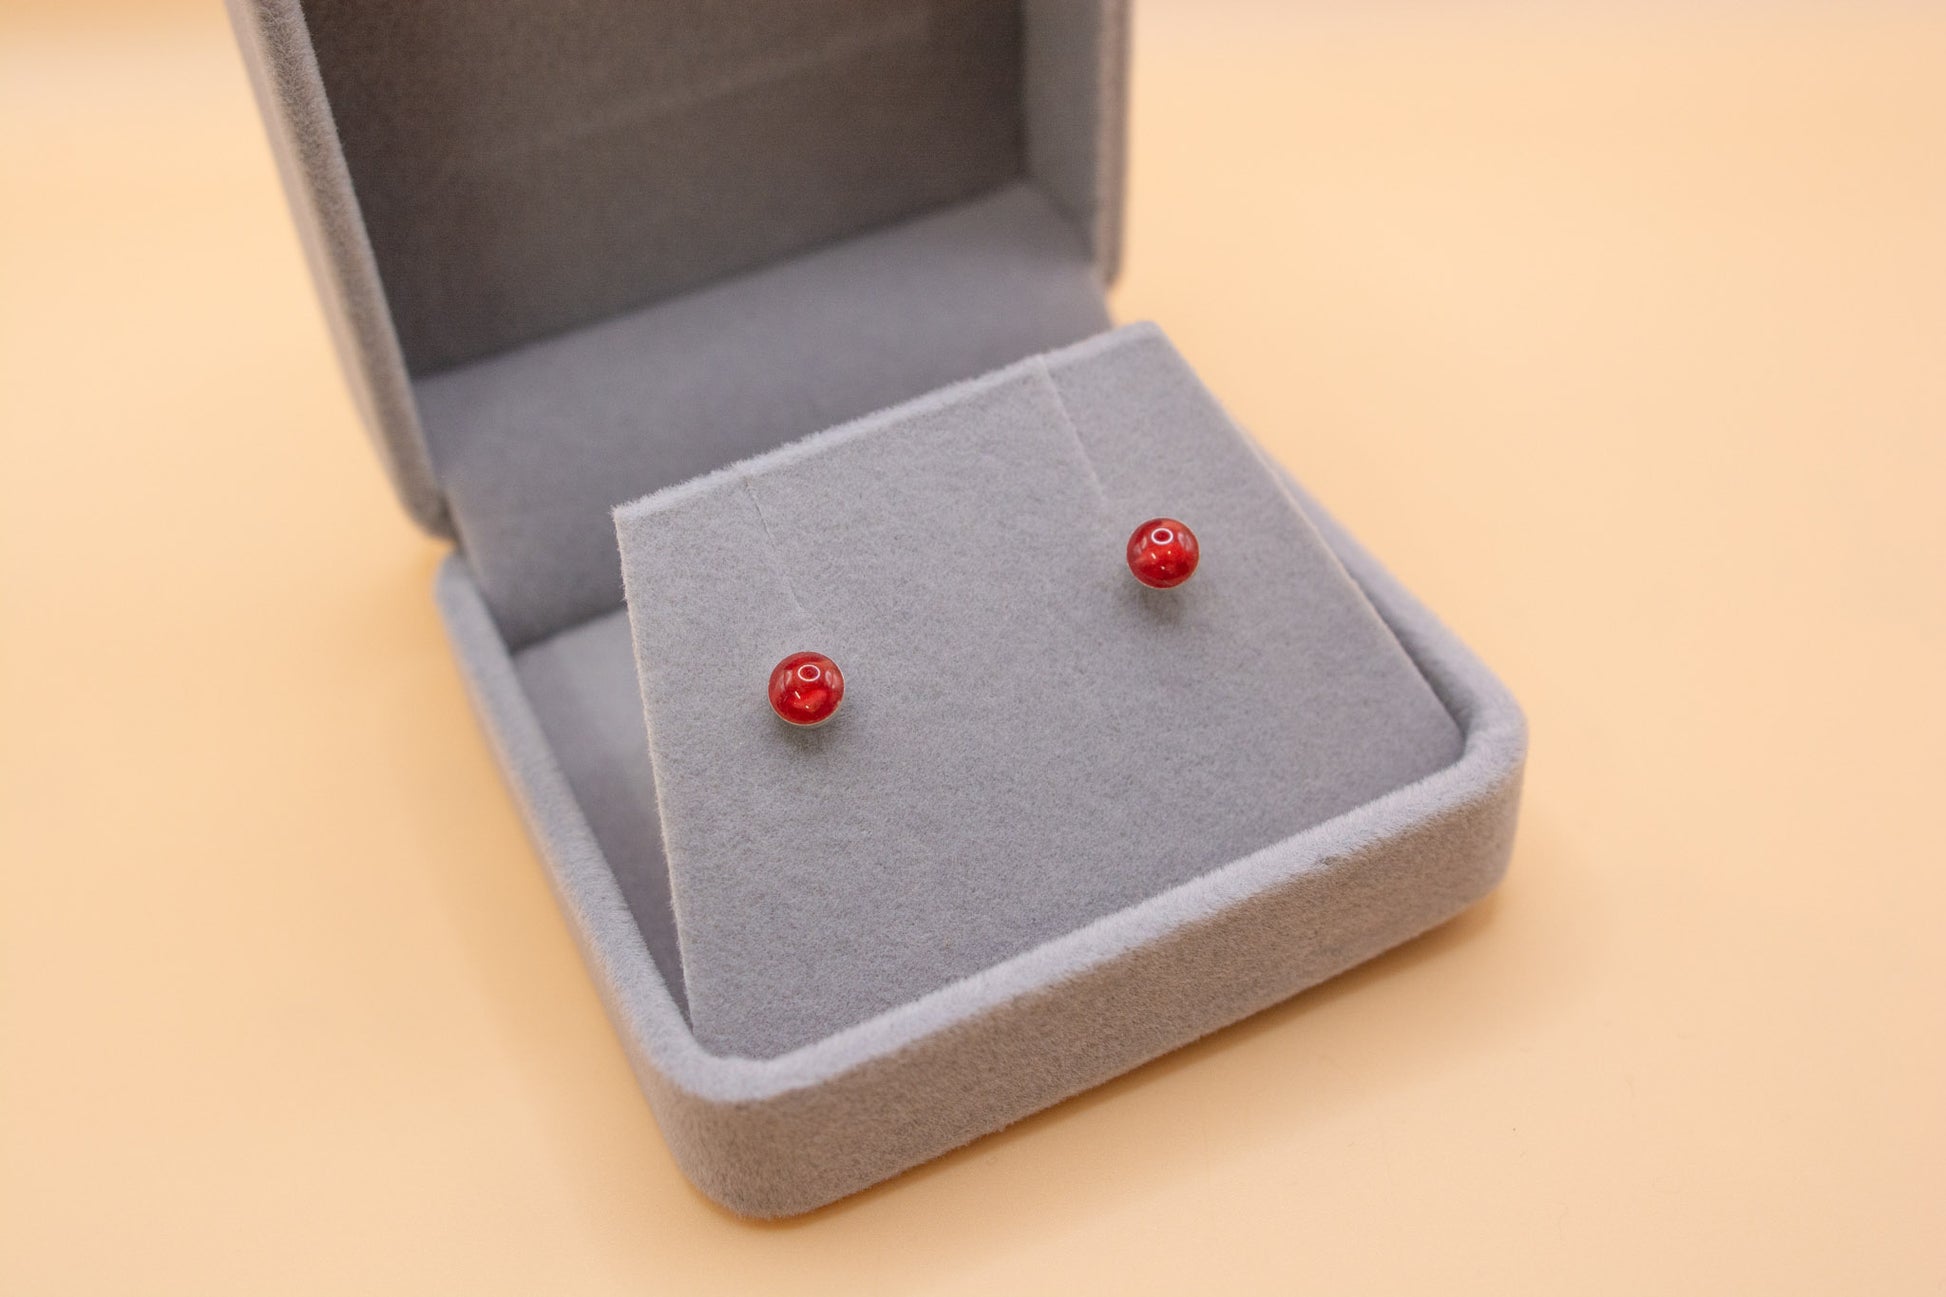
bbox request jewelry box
[229,0,1526,1216]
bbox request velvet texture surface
[303,0,1030,374]
[614,326,1465,1057]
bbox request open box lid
[229,0,1129,646]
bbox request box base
[436,453,1524,1216]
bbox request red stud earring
[1126,518,1200,589]
[769,651,845,727]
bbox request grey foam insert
[418,182,1111,648]
[614,325,1466,1059]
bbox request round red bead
[1126,518,1200,589]
[768,651,845,727]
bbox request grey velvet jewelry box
[230,0,1526,1217]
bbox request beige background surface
[4,2,1943,1292]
